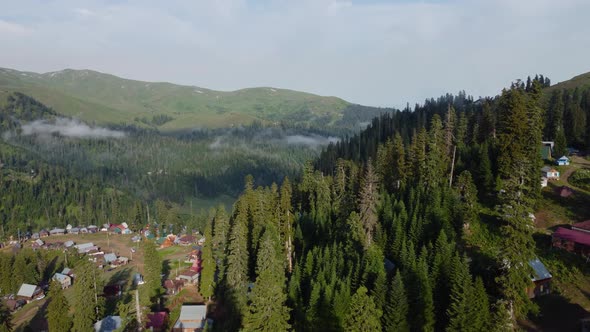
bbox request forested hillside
[0,92,346,236]
[198,76,589,331]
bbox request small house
[62,267,74,277]
[556,186,575,198]
[572,220,590,234]
[540,142,554,160]
[31,233,40,240]
[177,270,199,284]
[541,177,548,188]
[88,225,99,233]
[552,227,590,256]
[197,237,206,246]
[115,256,129,265]
[134,273,145,286]
[103,285,122,298]
[172,305,207,332]
[556,155,570,166]
[101,224,109,232]
[527,258,552,298]
[541,166,559,180]
[75,242,96,254]
[80,227,88,234]
[147,312,168,332]
[69,227,80,235]
[50,228,65,235]
[64,240,75,248]
[164,279,184,295]
[39,229,50,237]
[104,253,118,264]
[94,315,122,332]
[32,239,44,249]
[178,235,196,246]
[17,283,43,302]
[52,273,72,289]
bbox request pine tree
[212,205,229,276]
[242,226,290,331]
[225,199,250,311]
[200,223,216,301]
[46,280,72,332]
[343,286,382,331]
[358,160,379,248]
[469,277,491,331]
[496,85,539,319]
[279,177,294,273]
[72,260,104,332]
[0,301,12,332]
[382,271,409,332]
[141,240,163,307]
[446,254,472,331]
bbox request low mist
[284,135,339,147]
[20,118,126,139]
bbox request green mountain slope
[0,67,351,130]
[544,71,590,94]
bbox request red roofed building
[572,220,590,234]
[146,312,168,332]
[552,227,590,255]
[178,235,196,246]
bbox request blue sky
[1,0,589,107]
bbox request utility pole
[135,289,141,326]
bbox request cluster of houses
[94,304,211,332]
[540,141,572,188]
[30,223,133,240]
[552,220,590,257]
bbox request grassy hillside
[0,67,351,130]
[544,71,590,94]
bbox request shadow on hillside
[544,183,590,222]
[524,294,590,332]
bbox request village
[1,221,212,331]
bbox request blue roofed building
[527,257,552,298]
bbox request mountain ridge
[0,67,358,131]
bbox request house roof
[104,253,117,263]
[17,284,38,298]
[147,312,168,329]
[553,227,590,246]
[75,242,94,250]
[528,258,552,281]
[94,315,121,332]
[557,156,570,161]
[174,305,207,329]
[64,240,75,247]
[34,239,44,246]
[540,145,552,160]
[180,269,199,277]
[179,235,196,243]
[50,228,65,233]
[572,220,590,232]
[541,166,558,173]
[62,267,72,275]
[53,273,70,283]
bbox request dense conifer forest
[2,73,590,330]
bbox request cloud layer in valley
[20,118,125,139]
[1,0,589,107]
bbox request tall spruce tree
[382,271,409,332]
[496,85,539,319]
[142,240,163,307]
[343,286,382,331]
[242,226,290,331]
[72,260,104,332]
[225,199,250,313]
[200,223,216,301]
[46,280,72,332]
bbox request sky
[1,0,589,108]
